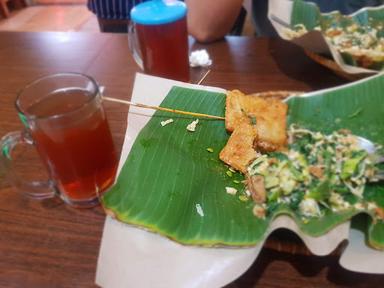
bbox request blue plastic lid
[131,0,187,25]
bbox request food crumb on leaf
[187,119,199,132]
[160,119,174,126]
[195,203,204,217]
[225,187,238,195]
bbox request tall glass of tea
[0,73,118,208]
[128,0,190,82]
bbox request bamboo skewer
[102,96,225,120]
[196,69,211,85]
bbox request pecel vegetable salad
[247,125,382,220]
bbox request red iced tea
[136,17,190,82]
[27,89,117,202]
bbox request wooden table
[0,31,382,287]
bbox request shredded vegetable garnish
[324,23,384,69]
[282,23,310,39]
[247,125,381,220]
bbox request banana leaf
[290,0,321,30]
[102,74,384,249]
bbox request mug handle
[128,22,144,70]
[0,130,56,199]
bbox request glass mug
[0,73,118,208]
[128,0,190,82]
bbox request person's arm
[185,0,244,43]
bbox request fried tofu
[225,90,288,151]
[220,89,288,173]
[225,90,250,132]
[219,121,259,174]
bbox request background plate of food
[269,0,384,76]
